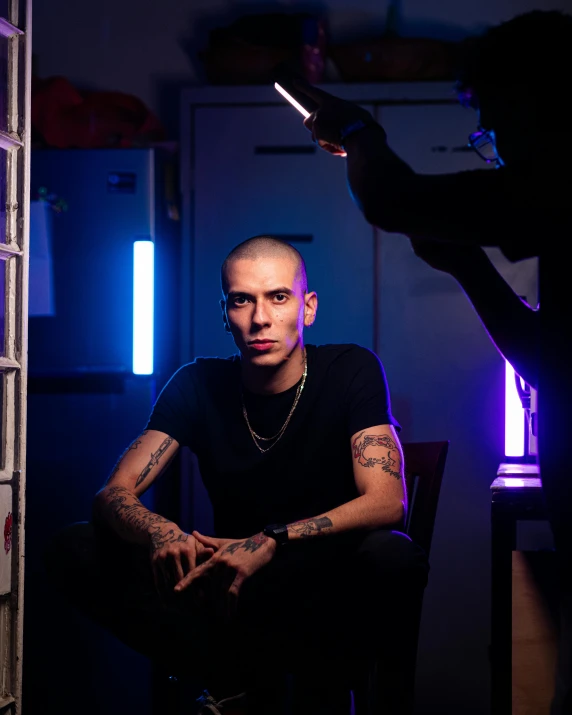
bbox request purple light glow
[505,361,525,457]
[503,478,526,487]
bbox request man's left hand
[174,531,276,617]
[294,82,377,156]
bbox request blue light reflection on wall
[133,240,154,375]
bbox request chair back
[402,441,449,557]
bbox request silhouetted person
[297,11,572,714]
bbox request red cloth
[32,76,165,148]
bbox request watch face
[265,524,288,544]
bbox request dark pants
[45,523,428,714]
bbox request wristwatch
[263,523,289,548]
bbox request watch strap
[263,523,289,547]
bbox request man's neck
[241,345,306,395]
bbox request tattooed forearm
[149,526,188,552]
[99,485,176,546]
[128,438,142,452]
[352,431,402,480]
[135,436,174,487]
[222,533,269,555]
[288,516,333,539]
[106,431,149,484]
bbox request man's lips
[248,340,276,350]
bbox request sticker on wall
[0,485,12,595]
[4,513,12,555]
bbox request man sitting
[49,235,428,715]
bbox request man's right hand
[149,523,214,593]
[410,237,485,275]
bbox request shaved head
[221,235,308,295]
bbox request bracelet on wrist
[340,118,383,149]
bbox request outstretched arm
[410,239,539,388]
[296,83,547,255]
[342,123,541,254]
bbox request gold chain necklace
[242,352,308,454]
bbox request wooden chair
[361,440,450,715]
[403,440,450,556]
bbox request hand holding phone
[272,67,377,157]
[272,67,346,155]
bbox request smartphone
[273,66,320,118]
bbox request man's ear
[220,299,232,333]
[303,291,318,327]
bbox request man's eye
[233,297,248,305]
[274,294,287,302]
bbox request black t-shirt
[147,344,399,538]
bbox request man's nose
[252,302,272,327]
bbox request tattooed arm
[93,430,213,587]
[173,425,405,605]
[185,423,406,580]
[284,424,406,541]
[181,424,404,600]
[93,429,179,544]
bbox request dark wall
[24,149,181,715]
